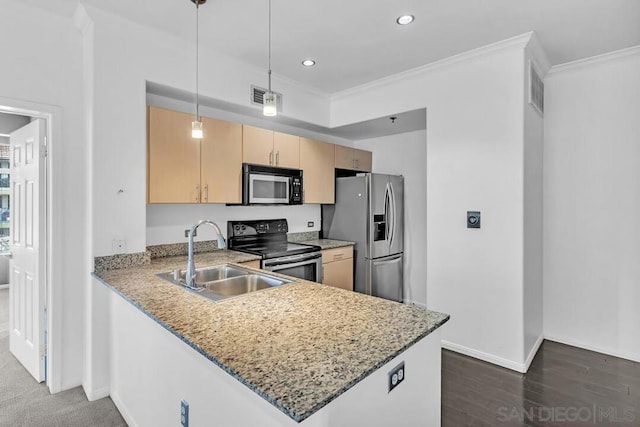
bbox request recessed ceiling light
[396,15,414,25]
[301,59,316,67]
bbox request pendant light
[191,0,206,139]
[263,0,277,117]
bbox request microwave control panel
[291,177,302,203]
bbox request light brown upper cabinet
[299,138,335,204]
[200,117,243,204]
[273,132,300,168]
[334,145,372,172]
[147,107,243,204]
[147,106,201,203]
[353,148,372,172]
[242,125,300,168]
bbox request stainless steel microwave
[242,163,303,205]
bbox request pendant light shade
[263,92,277,117]
[191,120,203,139]
[191,0,206,139]
[264,0,277,117]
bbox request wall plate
[467,211,481,229]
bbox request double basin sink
[157,264,293,302]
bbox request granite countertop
[93,249,449,423]
[300,238,355,250]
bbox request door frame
[0,96,61,393]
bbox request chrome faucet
[185,220,226,288]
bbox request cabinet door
[334,144,354,170]
[242,125,273,166]
[239,260,261,269]
[353,148,372,172]
[273,132,300,168]
[300,137,335,204]
[201,117,242,203]
[323,258,354,291]
[147,106,201,203]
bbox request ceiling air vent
[529,61,544,115]
[250,85,283,112]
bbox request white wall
[83,5,331,257]
[332,37,530,369]
[147,204,320,245]
[354,129,427,307]
[0,1,86,391]
[522,44,545,364]
[543,48,640,362]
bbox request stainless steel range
[227,219,323,283]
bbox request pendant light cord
[268,0,272,92]
[195,1,200,120]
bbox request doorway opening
[0,105,50,390]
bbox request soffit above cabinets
[147,81,425,141]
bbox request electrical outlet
[388,362,405,393]
[185,229,196,238]
[180,400,189,427]
[112,239,126,254]
[307,221,314,228]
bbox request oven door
[262,252,323,283]
[249,173,290,204]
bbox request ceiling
[21,0,640,94]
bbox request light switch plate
[467,211,481,229]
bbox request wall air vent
[250,85,283,112]
[529,61,544,115]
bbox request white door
[9,119,46,382]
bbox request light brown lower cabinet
[239,260,261,269]
[321,246,354,291]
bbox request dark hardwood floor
[442,340,639,426]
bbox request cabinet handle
[195,185,200,203]
[269,150,274,165]
[355,159,359,169]
[333,254,344,261]
[204,184,209,202]
[276,151,280,166]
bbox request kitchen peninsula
[93,250,449,426]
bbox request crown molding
[72,4,93,35]
[526,32,551,76]
[548,45,640,76]
[331,32,533,101]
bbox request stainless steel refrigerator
[322,174,404,302]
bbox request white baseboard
[544,334,640,363]
[523,334,544,372]
[0,284,8,290]
[442,340,529,373]
[110,391,138,427]
[84,384,110,402]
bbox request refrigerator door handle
[388,182,395,249]
[384,182,391,247]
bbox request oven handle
[264,252,322,267]
[262,253,322,269]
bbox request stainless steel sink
[156,264,293,301]
[163,265,249,284]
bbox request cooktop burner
[227,219,321,260]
